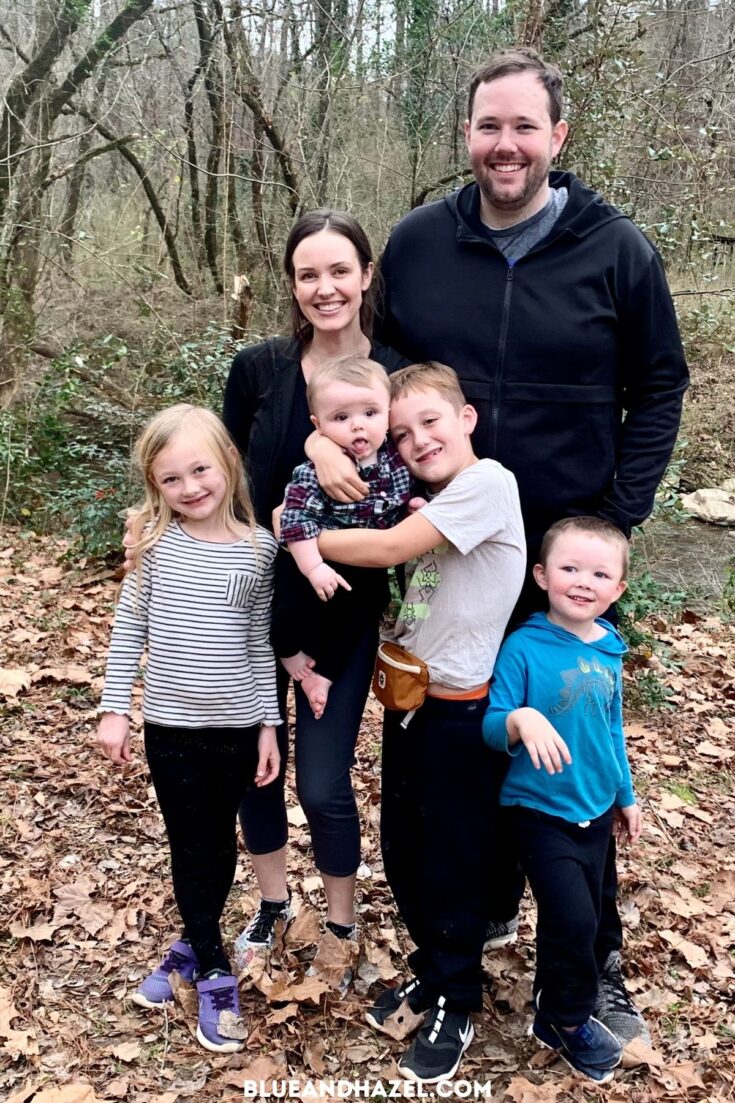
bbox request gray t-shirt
[392,460,526,688]
[484,187,568,262]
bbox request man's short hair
[539,516,630,579]
[306,355,389,413]
[467,47,564,125]
[389,361,466,413]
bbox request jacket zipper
[491,264,514,457]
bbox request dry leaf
[218,1008,247,1040]
[620,1036,664,1067]
[105,1078,130,1099]
[33,663,92,684]
[375,996,426,1042]
[31,1086,101,1103]
[0,667,31,698]
[287,804,308,827]
[0,985,38,1057]
[267,1001,299,1024]
[9,919,57,941]
[659,929,709,968]
[304,1036,326,1075]
[110,1040,141,1061]
[285,905,321,948]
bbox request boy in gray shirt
[317,362,525,1084]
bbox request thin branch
[42,136,139,189]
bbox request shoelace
[209,984,237,1012]
[601,968,636,1013]
[246,902,284,943]
[161,947,192,974]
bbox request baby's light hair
[306,355,390,413]
[389,361,466,412]
[128,404,257,573]
[539,516,630,579]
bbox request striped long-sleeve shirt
[100,522,281,729]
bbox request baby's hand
[614,803,641,845]
[408,496,428,514]
[96,712,132,765]
[509,707,572,774]
[307,562,352,602]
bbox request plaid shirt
[280,442,413,544]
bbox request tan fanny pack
[372,640,430,717]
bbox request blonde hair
[389,361,466,412]
[539,516,630,579]
[128,404,257,573]
[306,355,390,413]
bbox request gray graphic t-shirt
[392,460,526,688]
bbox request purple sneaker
[131,940,199,1009]
[196,973,246,1053]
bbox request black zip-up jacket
[378,171,689,552]
[223,337,407,529]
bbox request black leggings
[238,622,377,878]
[145,721,262,975]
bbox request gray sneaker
[595,950,651,1047]
[484,914,519,950]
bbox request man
[377,46,688,1047]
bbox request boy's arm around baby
[483,636,572,775]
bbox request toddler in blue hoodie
[483,516,642,1085]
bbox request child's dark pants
[510,805,614,1027]
[381,694,500,1013]
[145,721,262,975]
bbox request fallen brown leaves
[1,530,734,1102]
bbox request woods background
[0,0,733,553]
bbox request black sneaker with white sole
[366,976,432,1035]
[398,996,474,1084]
[484,914,519,950]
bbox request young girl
[97,404,281,1054]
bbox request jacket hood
[521,611,628,657]
[450,170,627,247]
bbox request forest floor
[0,531,734,1103]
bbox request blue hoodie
[483,613,635,823]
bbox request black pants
[238,622,377,877]
[511,805,614,1027]
[489,764,623,966]
[145,721,263,975]
[491,592,623,960]
[381,695,500,1012]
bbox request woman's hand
[306,431,368,503]
[255,725,280,787]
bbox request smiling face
[291,229,374,342]
[533,530,627,637]
[311,377,390,466]
[152,432,230,535]
[464,71,568,227]
[389,387,477,491]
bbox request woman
[225,210,406,958]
